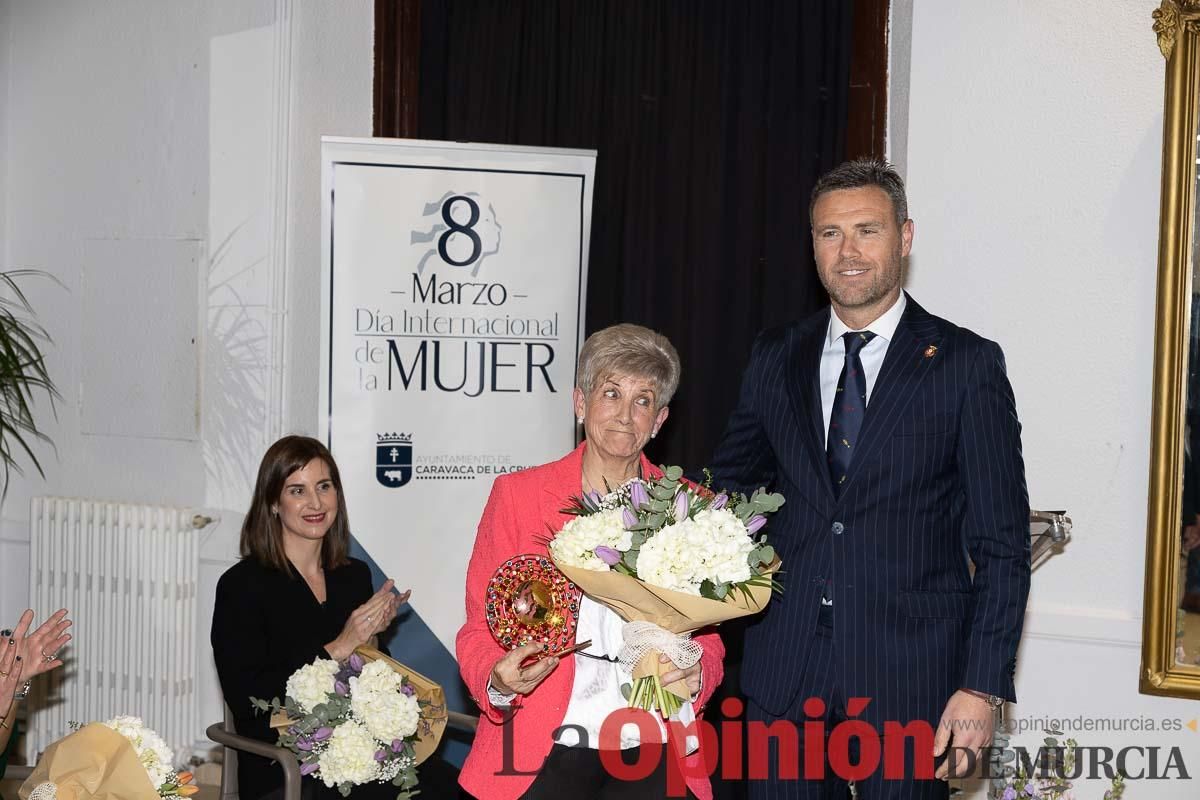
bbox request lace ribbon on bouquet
[617,621,703,673]
[28,782,57,800]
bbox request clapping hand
[0,627,24,712]
[0,608,70,713]
[327,580,410,660]
[16,609,71,679]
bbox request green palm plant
[0,270,59,493]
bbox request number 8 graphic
[437,195,483,267]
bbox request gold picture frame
[1142,0,1200,698]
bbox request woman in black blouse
[211,435,407,800]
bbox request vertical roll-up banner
[319,138,595,731]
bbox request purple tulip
[746,514,767,534]
[300,762,319,776]
[629,481,649,510]
[375,749,388,762]
[334,680,349,696]
[313,727,333,741]
[622,507,638,530]
[392,738,404,753]
[587,490,602,506]
[401,683,416,696]
[348,653,365,672]
[295,737,313,751]
[594,546,621,566]
[710,493,728,511]
[673,491,689,522]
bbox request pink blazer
[456,442,725,800]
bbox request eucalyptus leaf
[663,465,683,481]
[650,484,675,500]
[750,545,776,567]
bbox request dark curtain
[419,0,854,471]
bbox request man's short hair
[810,158,909,228]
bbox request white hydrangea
[349,660,421,742]
[636,509,754,595]
[317,718,380,787]
[286,658,339,714]
[548,508,632,570]
[102,716,175,790]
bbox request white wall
[894,1,1198,796]
[4,0,1188,780]
[0,0,373,755]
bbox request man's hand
[933,690,996,780]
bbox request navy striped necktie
[827,330,876,495]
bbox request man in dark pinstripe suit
[709,159,1030,799]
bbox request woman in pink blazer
[456,324,725,800]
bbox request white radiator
[28,497,202,760]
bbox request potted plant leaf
[0,270,60,493]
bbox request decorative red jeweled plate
[486,554,580,651]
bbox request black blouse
[211,556,374,800]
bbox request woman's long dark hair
[240,435,351,573]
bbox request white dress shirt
[819,292,907,445]
[818,292,906,607]
[553,595,648,749]
[489,595,659,749]
[489,596,700,751]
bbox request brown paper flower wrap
[268,646,447,765]
[554,558,780,713]
[18,723,158,800]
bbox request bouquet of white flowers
[253,648,445,799]
[102,716,198,798]
[20,717,197,800]
[548,466,783,717]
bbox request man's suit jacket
[709,294,1030,728]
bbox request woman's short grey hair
[576,323,681,409]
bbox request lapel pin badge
[924,344,938,359]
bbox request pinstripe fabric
[710,294,1030,794]
[745,626,949,800]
